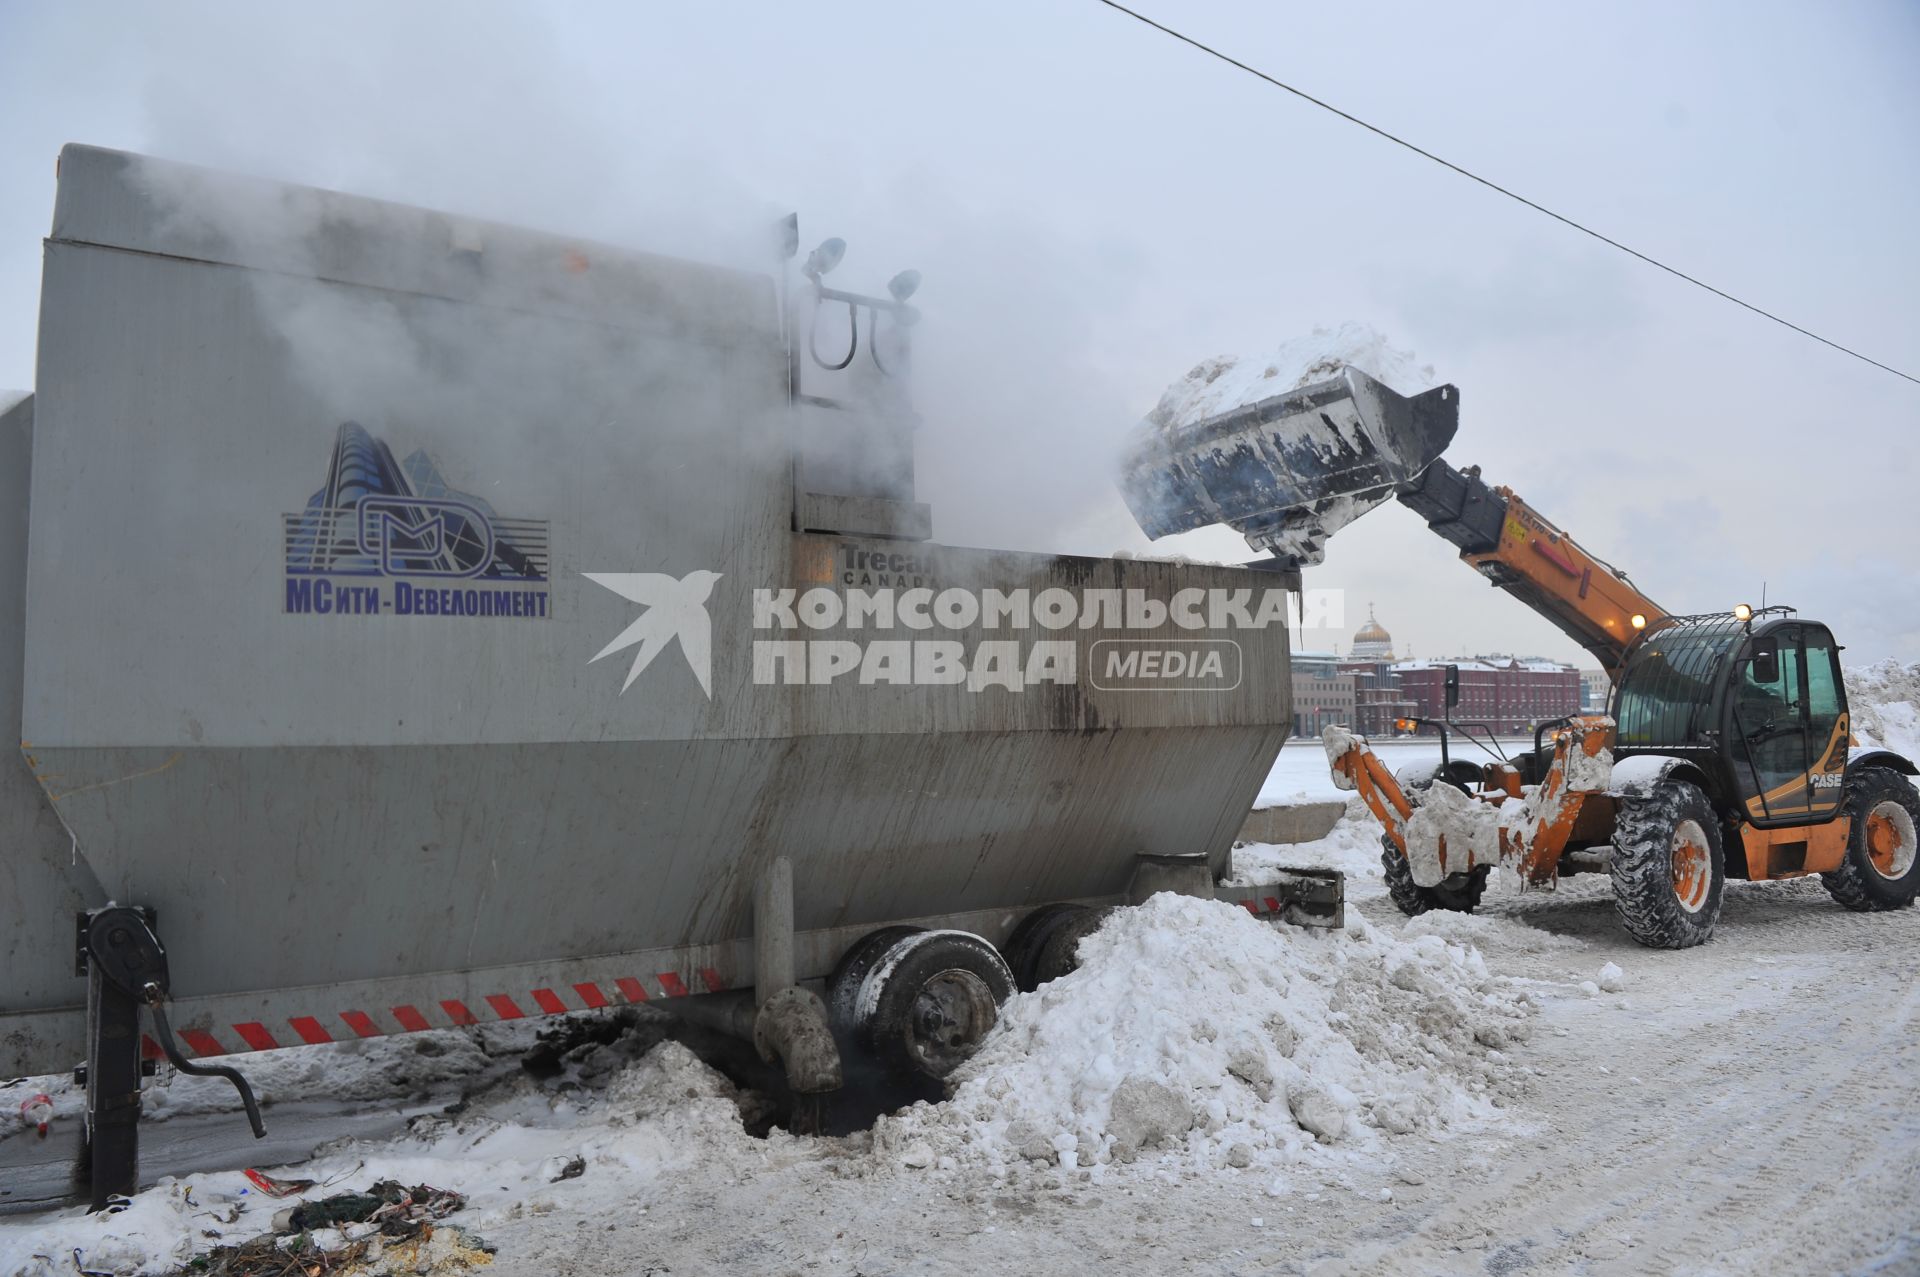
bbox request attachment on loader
[1129,849,1348,929]
[1117,367,1459,568]
[1323,717,1617,890]
[1115,358,1663,672]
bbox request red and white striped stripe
[141,967,729,1059]
[1229,895,1289,918]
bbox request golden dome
[1351,605,1395,660]
[1352,604,1390,643]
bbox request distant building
[1339,659,1418,737]
[1350,605,1396,662]
[1291,649,1355,737]
[1393,656,1582,734]
[1579,669,1611,714]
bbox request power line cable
[1094,0,1919,388]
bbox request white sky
[2,1,1915,666]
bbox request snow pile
[1399,909,1587,958]
[5,1186,205,1277]
[11,1027,506,1138]
[1229,805,1390,900]
[0,1038,769,1277]
[1144,322,1437,435]
[1846,659,1920,760]
[1,862,1550,1270]
[154,1029,499,1119]
[871,893,1532,1175]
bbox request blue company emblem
[354,496,497,579]
[283,422,551,618]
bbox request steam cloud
[5,1,1912,664]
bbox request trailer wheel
[1000,904,1112,991]
[1821,768,1920,912]
[1611,780,1724,948]
[830,929,1013,1080]
[825,925,924,1039]
[1001,905,1079,992]
[1380,835,1488,916]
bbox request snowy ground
[1256,737,1529,808]
[7,815,1916,1276]
[6,669,1916,1276]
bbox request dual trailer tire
[827,927,1014,1080]
[1000,902,1111,992]
[827,903,1110,1080]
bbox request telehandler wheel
[1611,780,1724,948]
[1821,768,1920,912]
[1380,835,1488,917]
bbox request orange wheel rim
[1864,802,1916,881]
[1671,819,1710,913]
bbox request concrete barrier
[1237,800,1347,845]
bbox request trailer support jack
[75,906,265,1211]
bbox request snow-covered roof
[1392,659,1499,673]
[1392,657,1574,674]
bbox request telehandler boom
[1394,457,1662,675]
[1120,368,1920,948]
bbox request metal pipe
[808,298,858,371]
[663,989,758,1040]
[813,282,914,315]
[754,856,794,1007]
[662,984,842,1094]
[752,988,842,1094]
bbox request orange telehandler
[1120,367,1920,948]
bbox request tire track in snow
[1339,878,1920,1275]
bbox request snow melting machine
[1,146,1339,1207]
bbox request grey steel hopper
[2,146,1299,1106]
[1117,367,1458,567]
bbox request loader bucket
[1117,367,1458,568]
